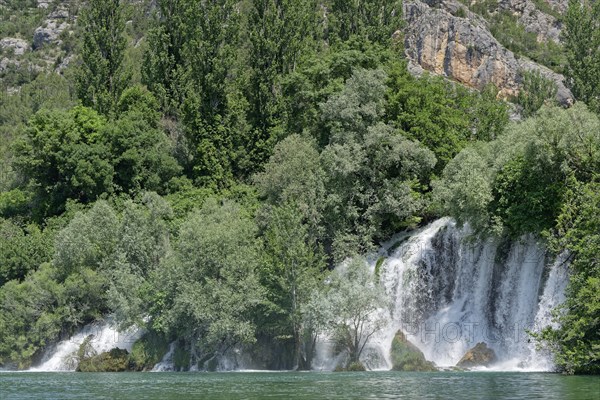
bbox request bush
[129,331,169,371]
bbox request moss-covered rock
[390,331,437,371]
[334,361,367,372]
[129,331,169,371]
[456,342,497,368]
[346,361,367,371]
[77,348,130,372]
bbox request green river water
[0,371,598,400]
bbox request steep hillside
[1,0,570,101]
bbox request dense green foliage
[0,0,597,374]
[563,0,600,114]
[538,180,600,374]
[76,0,130,115]
[516,70,557,117]
[434,104,599,235]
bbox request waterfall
[375,218,567,371]
[30,319,144,371]
[151,342,176,372]
[77,217,567,373]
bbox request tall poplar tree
[142,0,194,117]
[76,0,131,116]
[244,0,318,173]
[326,0,403,45]
[563,0,600,113]
[180,0,243,188]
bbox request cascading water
[31,319,144,371]
[374,218,568,371]
[149,217,570,372]
[151,342,176,372]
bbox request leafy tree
[15,106,113,218]
[15,90,181,218]
[516,70,558,117]
[283,40,395,145]
[0,261,109,369]
[432,144,494,232]
[318,257,389,368]
[254,134,326,241]
[156,199,264,366]
[563,0,600,113]
[180,0,244,187]
[539,180,600,374]
[0,264,66,368]
[76,0,131,115]
[388,70,475,170]
[260,203,326,369]
[326,0,403,45]
[106,193,173,330]
[470,84,510,142]
[434,104,600,236]
[53,200,119,278]
[0,73,74,193]
[105,110,181,195]
[142,0,193,116]
[116,85,161,127]
[319,69,436,259]
[0,218,54,285]
[243,0,319,174]
[490,151,565,235]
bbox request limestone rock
[32,8,72,50]
[390,331,437,372]
[33,20,69,49]
[402,0,572,104]
[0,38,30,56]
[0,57,19,73]
[456,342,497,368]
[498,0,563,43]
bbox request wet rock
[456,342,497,368]
[390,331,437,371]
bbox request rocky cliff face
[498,0,564,43]
[402,0,572,104]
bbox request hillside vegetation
[0,0,598,374]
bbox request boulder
[390,331,437,371]
[77,348,131,372]
[33,20,69,49]
[456,342,497,368]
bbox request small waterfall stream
[31,319,144,371]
